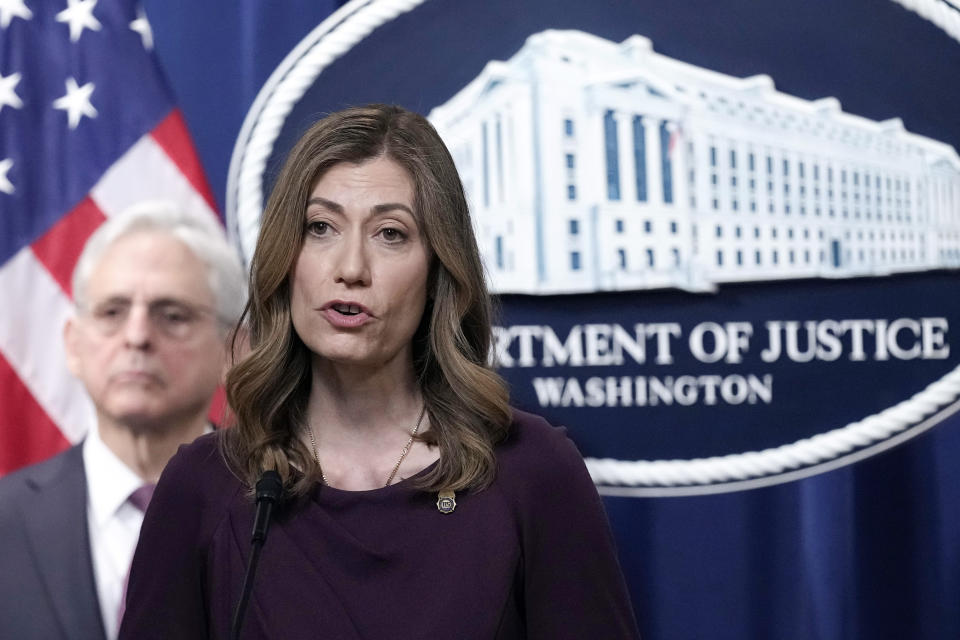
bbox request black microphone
[251,470,283,544]
[231,470,283,640]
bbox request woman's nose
[334,233,371,286]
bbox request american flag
[0,0,218,475]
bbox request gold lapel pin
[437,490,456,514]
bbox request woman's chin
[314,349,381,370]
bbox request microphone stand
[231,470,282,640]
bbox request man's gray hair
[71,201,248,331]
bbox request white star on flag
[53,77,98,129]
[56,0,102,43]
[0,0,33,29]
[0,70,23,112]
[129,6,153,50]
[0,158,14,194]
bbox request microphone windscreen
[255,470,283,503]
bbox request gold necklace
[308,406,427,487]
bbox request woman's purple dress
[119,409,640,639]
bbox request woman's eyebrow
[306,196,343,213]
[305,198,413,217]
[371,202,415,216]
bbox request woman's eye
[306,221,329,236]
[379,227,405,242]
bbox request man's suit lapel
[23,445,107,640]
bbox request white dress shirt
[82,429,146,640]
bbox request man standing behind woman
[122,105,640,638]
[0,202,247,639]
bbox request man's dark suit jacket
[0,444,107,639]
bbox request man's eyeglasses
[83,299,219,340]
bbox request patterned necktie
[117,483,156,629]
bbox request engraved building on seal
[428,30,960,294]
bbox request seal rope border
[226,0,960,495]
[592,365,960,496]
[892,0,960,42]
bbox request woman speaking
[120,104,640,639]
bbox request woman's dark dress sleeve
[118,437,237,639]
[500,410,640,639]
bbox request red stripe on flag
[207,385,229,428]
[0,352,71,476]
[30,197,108,298]
[151,109,219,215]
